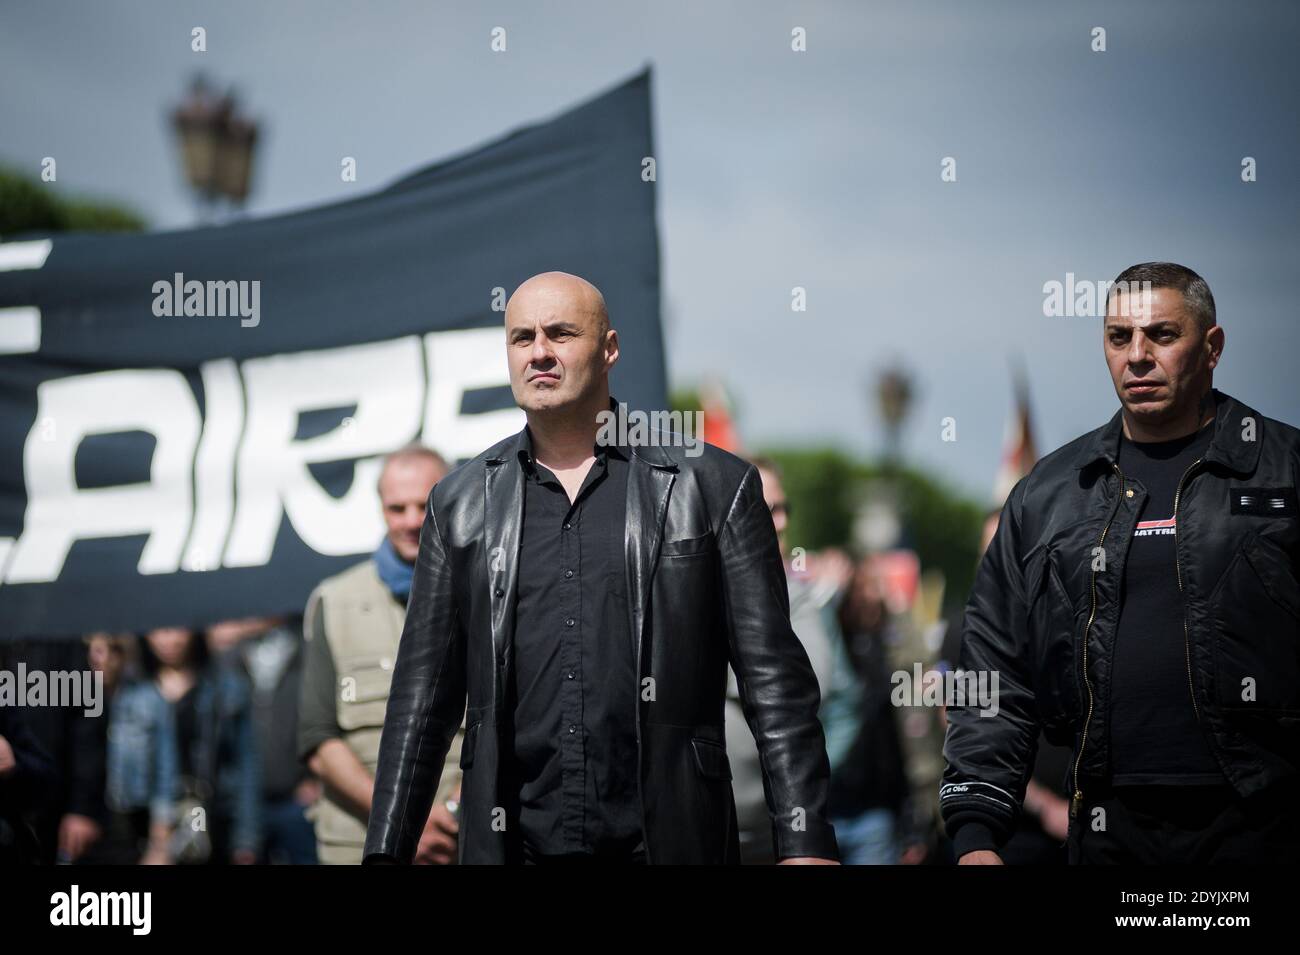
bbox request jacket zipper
[1071,461,1124,819]
[1173,458,1204,721]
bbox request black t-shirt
[1110,420,1224,785]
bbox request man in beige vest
[298,445,464,864]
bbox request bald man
[364,272,839,864]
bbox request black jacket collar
[1071,388,1262,475]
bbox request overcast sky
[3,0,1297,498]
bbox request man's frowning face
[505,273,617,415]
[1104,286,1221,428]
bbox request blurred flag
[700,380,741,453]
[992,358,1038,506]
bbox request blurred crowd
[0,620,315,865]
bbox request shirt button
[1125,489,1134,499]
[563,522,571,530]
[495,587,504,597]
[567,670,575,680]
[568,724,577,734]
[564,569,574,579]
[566,618,575,627]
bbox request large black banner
[0,71,665,640]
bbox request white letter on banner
[180,359,244,572]
[0,240,53,354]
[223,337,424,566]
[6,369,200,583]
[421,327,525,460]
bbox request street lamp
[875,365,914,467]
[854,364,916,553]
[171,75,259,220]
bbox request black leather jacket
[941,390,1300,856]
[363,413,839,864]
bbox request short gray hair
[1107,261,1216,332]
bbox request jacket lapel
[483,440,525,672]
[624,446,677,669]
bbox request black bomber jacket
[941,389,1300,856]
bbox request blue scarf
[374,538,415,600]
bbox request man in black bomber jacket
[943,262,1300,864]
[363,272,839,865]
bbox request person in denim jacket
[140,627,262,864]
[106,664,179,864]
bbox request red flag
[700,381,741,453]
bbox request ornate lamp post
[171,75,259,221]
[875,365,914,469]
[852,365,915,554]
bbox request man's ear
[1206,325,1225,371]
[604,328,620,370]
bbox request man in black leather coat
[364,271,838,864]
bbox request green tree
[0,166,146,236]
[669,388,983,610]
[761,447,984,613]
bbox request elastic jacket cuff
[951,821,999,858]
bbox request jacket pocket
[1246,532,1300,619]
[660,533,714,558]
[1028,548,1083,725]
[336,655,395,731]
[459,721,480,769]
[690,736,732,780]
[1211,531,1300,711]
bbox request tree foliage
[0,166,146,236]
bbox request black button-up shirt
[503,425,642,858]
